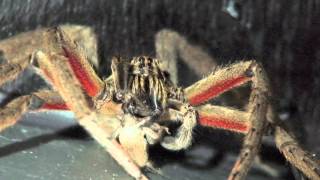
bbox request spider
[0,26,319,180]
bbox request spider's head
[130,56,161,77]
[126,56,169,117]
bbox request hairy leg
[185,61,252,106]
[0,95,31,132]
[227,62,269,180]
[155,29,216,84]
[31,28,148,180]
[0,25,99,69]
[155,29,320,179]
[192,96,282,178]
[266,106,320,179]
[0,89,69,132]
[184,60,269,179]
[0,61,30,86]
[196,104,249,133]
[43,27,104,98]
[0,53,67,132]
[34,50,147,180]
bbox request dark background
[0,0,319,179]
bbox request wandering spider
[0,26,319,180]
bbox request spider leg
[196,104,250,133]
[111,56,130,95]
[155,29,216,84]
[266,106,320,179]
[185,61,252,106]
[34,28,148,179]
[33,90,69,111]
[81,113,148,180]
[197,104,283,177]
[275,126,320,179]
[0,61,30,86]
[183,60,268,179]
[44,27,104,98]
[226,61,269,180]
[0,25,99,85]
[0,90,67,132]
[0,95,31,132]
[0,51,68,131]
[143,123,169,145]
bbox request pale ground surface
[0,111,283,180]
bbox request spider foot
[0,95,31,132]
[143,162,163,177]
[0,60,30,87]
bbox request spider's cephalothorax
[129,56,169,114]
[110,56,177,118]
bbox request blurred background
[0,0,319,179]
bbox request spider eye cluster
[131,56,160,76]
[132,56,155,67]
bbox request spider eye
[147,58,153,66]
[138,57,144,63]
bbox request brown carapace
[0,26,319,180]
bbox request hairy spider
[0,26,319,180]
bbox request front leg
[33,27,148,180]
[0,25,99,87]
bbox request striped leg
[185,61,269,179]
[197,104,285,178]
[43,27,104,98]
[197,104,249,134]
[0,90,67,132]
[0,25,99,86]
[31,27,148,180]
[185,61,253,106]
